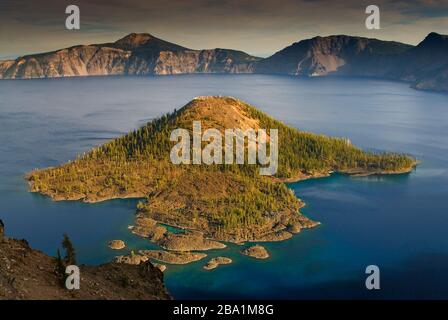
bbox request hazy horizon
[1,0,447,60]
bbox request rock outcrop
[241,245,269,259]
[203,257,232,270]
[139,250,207,265]
[153,263,167,272]
[115,254,149,265]
[115,253,167,272]
[108,240,126,250]
[130,216,226,250]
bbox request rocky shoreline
[339,165,418,177]
[139,250,207,265]
[27,159,417,204]
[277,163,417,184]
[31,165,417,268]
[34,166,416,267]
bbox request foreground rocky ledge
[0,224,170,300]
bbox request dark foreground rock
[0,226,170,300]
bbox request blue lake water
[0,74,447,299]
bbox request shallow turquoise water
[1,75,447,299]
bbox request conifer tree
[54,249,66,286]
[62,234,77,266]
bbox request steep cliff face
[254,35,412,77]
[152,48,257,75]
[0,60,14,76]
[0,46,130,79]
[0,33,259,79]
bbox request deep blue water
[0,74,447,299]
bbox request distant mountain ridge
[396,32,448,91]
[1,32,447,92]
[255,35,412,77]
[255,32,448,92]
[0,33,259,79]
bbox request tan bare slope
[0,221,170,300]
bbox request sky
[0,0,447,60]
